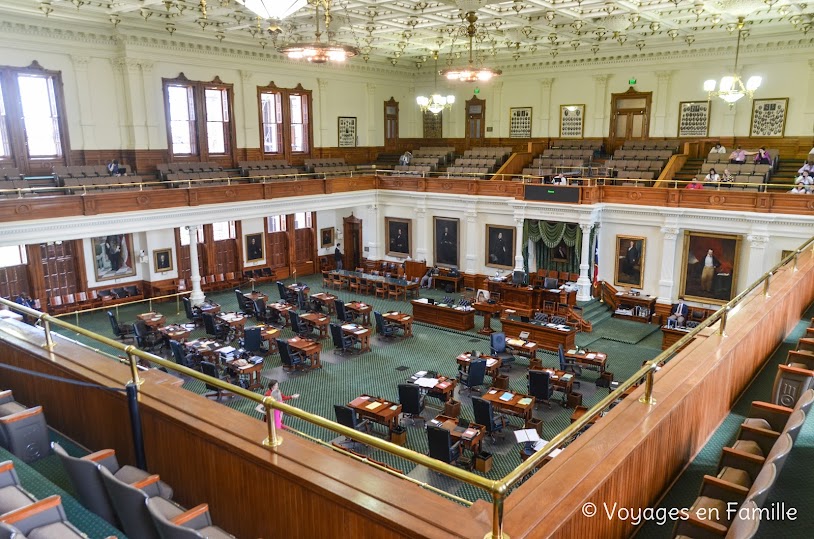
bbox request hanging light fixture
[440,11,501,82]
[417,52,456,114]
[236,0,307,20]
[703,17,761,106]
[278,0,359,63]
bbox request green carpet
[52,274,664,504]
[0,444,125,538]
[637,302,814,538]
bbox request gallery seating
[0,390,50,463]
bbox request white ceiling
[2,0,813,71]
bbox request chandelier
[236,0,307,19]
[278,1,359,63]
[440,11,502,82]
[417,54,455,114]
[703,17,761,106]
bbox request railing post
[793,251,799,272]
[763,272,772,297]
[125,346,143,386]
[41,317,56,351]
[638,366,657,405]
[262,397,282,448]
[718,305,729,336]
[486,490,507,539]
[126,383,148,470]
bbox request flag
[592,242,599,287]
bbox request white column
[414,207,428,262]
[721,103,737,137]
[139,61,158,148]
[653,71,673,137]
[464,209,478,275]
[317,78,329,147]
[657,227,680,304]
[745,234,770,285]
[187,226,205,305]
[110,58,131,148]
[576,223,593,301]
[408,85,417,138]
[513,217,524,272]
[591,74,610,138]
[123,58,148,148]
[367,204,381,260]
[539,78,553,137]
[366,83,376,147]
[70,55,94,149]
[239,70,256,153]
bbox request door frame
[384,97,399,151]
[608,87,652,153]
[465,96,486,145]
[343,214,363,271]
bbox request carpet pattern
[52,275,665,504]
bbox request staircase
[672,157,704,186]
[580,298,613,327]
[766,160,800,193]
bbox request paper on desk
[499,392,514,402]
[415,370,428,377]
[533,440,549,452]
[586,353,597,359]
[513,428,541,443]
[518,397,533,406]
[548,447,562,457]
[488,390,498,395]
[415,378,438,388]
[567,349,577,354]
[353,330,367,335]
[462,428,477,440]
[349,396,369,407]
[365,401,383,411]
[486,359,498,367]
[341,324,355,330]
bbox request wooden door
[384,98,399,151]
[608,87,651,153]
[465,96,486,144]
[343,214,363,271]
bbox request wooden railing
[653,153,689,187]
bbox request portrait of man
[614,236,645,288]
[434,217,459,268]
[486,225,514,269]
[385,218,411,258]
[153,249,173,273]
[91,234,136,281]
[320,227,334,248]
[552,241,570,262]
[680,232,741,304]
[246,233,264,262]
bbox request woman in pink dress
[264,380,299,430]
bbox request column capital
[317,78,329,90]
[539,78,554,88]
[655,70,673,81]
[187,224,200,232]
[808,59,814,71]
[660,226,679,240]
[579,223,593,233]
[366,82,377,92]
[70,55,90,70]
[593,73,610,85]
[139,60,153,74]
[240,69,253,83]
[493,81,504,93]
[747,234,770,249]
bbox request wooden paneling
[475,180,523,197]
[81,189,190,216]
[326,176,377,193]
[0,197,84,222]
[411,301,475,331]
[376,176,425,192]
[264,180,326,199]
[500,317,577,352]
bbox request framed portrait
[551,241,570,263]
[678,101,710,138]
[433,217,459,268]
[245,232,264,262]
[91,234,136,282]
[679,231,742,304]
[153,248,174,273]
[320,227,334,248]
[750,98,788,137]
[559,104,585,139]
[509,107,532,138]
[614,236,645,288]
[385,217,411,258]
[338,116,357,147]
[485,225,515,269]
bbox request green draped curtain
[522,220,582,275]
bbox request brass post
[485,490,508,539]
[793,252,799,272]
[638,366,656,405]
[41,318,56,351]
[126,347,143,386]
[262,397,282,448]
[718,306,729,336]
[763,272,771,297]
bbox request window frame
[256,82,313,162]
[0,61,70,174]
[162,73,236,163]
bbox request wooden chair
[387,283,401,300]
[349,276,361,294]
[322,271,331,288]
[374,282,386,299]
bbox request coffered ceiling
[2,0,813,71]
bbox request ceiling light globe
[703,79,716,91]
[745,76,762,90]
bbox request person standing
[334,243,343,270]
[264,380,299,430]
[700,249,720,292]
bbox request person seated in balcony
[704,168,720,183]
[729,146,747,164]
[550,173,568,185]
[720,168,735,183]
[796,170,812,192]
[709,142,726,154]
[685,178,704,190]
[788,180,808,194]
[753,147,772,165]
[399,151,412,166]
[798,160,814,175]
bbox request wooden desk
[199,303,222,316]
[267,302,294,327]
[287,336,322,369]
[613,293,656,323]
[456,352,501,379]
[225,358,263,391]
[661,326,694,351]
[434,274,463,293]
[411,301,475,331]
[474,302,503,335]
[531,368,574,395]
[481,388,535,422]
[491,284,539,317]
[540,288,578,309]
[506,336,539,360]
[382,312,413,337]
[138,312,166,328]
[158,324,190,342]
[564,348,608,373]
[348,395,402,432]
[299,312,331,340]
[570,406,598,425]
[407,372,457,402]
[311,292,337,314]
[184,338,224,362]
[341,323,372,353]
[345,301,372,326]
[500,317,576,352]
[288,283,310,297]
[429,415,485,455]
[217,312,248,337]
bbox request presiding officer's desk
[500,316,576,352]
[411,300,475,331]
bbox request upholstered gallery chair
[0,496,86,539]
[146,497,235,539]
[0,391,50,463]
[0,461,37,516]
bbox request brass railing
[1,233,812,538]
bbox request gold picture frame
[153,248,174,273]
[750,98,788,137]
[678,231,742,305]
[91,234,136,282]
[485,224,515,269]
[614,236,645,289]
[677,101,710,138]
[320,227,334,248]
[385,217,411,258]
[559,104,585,139]
[245,232,264,262]
[433,217,459,268]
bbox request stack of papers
[415,378,438,388]
[341,324,356,330]
[462,428,477,440]
[586,353,597,359]
[365,401,383,411]
[499,392,514,402]
[349,396,369,407]
[518,397,533,406]
[513,428,541,444]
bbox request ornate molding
[661,226,679,240]
[539,78,554,88]
[747,234,770,249]
[70,55,90,69]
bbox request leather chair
[334,299,355,323]
[528,369,554,408]
[170,340,196,368]
[239,327,264,356]
[330,323,358,354]
[397,384,425,426]
[182,297,202,326]
[99,465,186,539]
[374,311,398,338]
[333,405,370,449]
[276,339,306,371]
[145,497,235,539]
[490,332,515,370]
[472,396,508,441]
[234,289,253,316]
[0,391,50,463]
[0,461,37,516]
[198,362,235,401]
[0,496,86,539]
[107,311,134,342]
[289,311,313,338]
[426,425,461,465]
[457,359,486,393]
[202,313,230,341]
[558,344,581,387]
[134,320,162,352]
[52,441,173,527]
